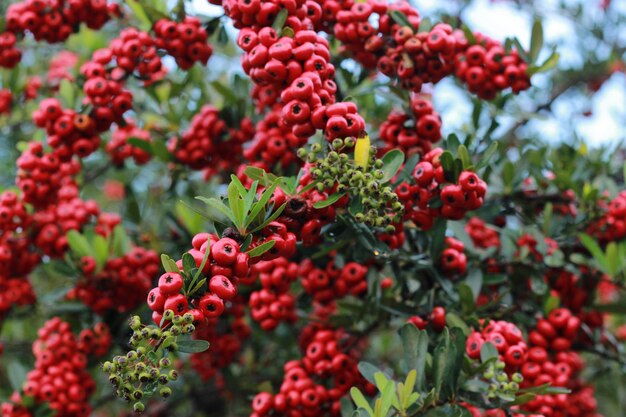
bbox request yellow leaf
[354,134,371,169]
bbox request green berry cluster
[298,138,404,231]
[102,310,195,412]
[482,360,523,401]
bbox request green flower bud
[134,402,145,413]
[310,143,321,152]
[159,357,171,368]
[160,387,172,398]
[297,148,308,159]
[168,370,179,381]
[344,137,356,148]
[183,324,195,334]
[129,316,141,331]
[132,390,143,400]
[172,315,183,325]
[170,325,181,336]
[332,139,343,149]
[163,310,175,321]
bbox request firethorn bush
[0,0,625,416]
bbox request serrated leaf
[177,339,210,353]
[313,192,346,209]
[247,239,276,258]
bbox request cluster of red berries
[310,101,366,142]
[271,184,338,247]
[222,0,308,29]
[168,105,255,175]
[516,308,600,417]
[377,23,461,92]
[106,122,153,166]
[587,190,626,242]
[0,32,21,68]
[440,237,468,276]
[190,299,251,383]
[0,275,36,319]
[251,221,298,260]
[148,233,251,325]
[244,106,308,171]
[465,217,501,249]
[68,247,159,314]
[0,89,12,114]
[77,323,112,357]
[251,326,375,417]
[516,234,558,262]
[248,257,298,331]
[47,51,78,87]
[24,76,42,101]
[313,1,530,99]
[16,142,80,208]
[299,257,368,304]
[395,149,486,230]
[154,18,213,70]
[32,184,100,258]
[466,320,528,372]
[455,34,531,100]
[2,318,96,417]
[379,96,442,156]
[407,306,447,332]
[33,98,101,159]
[6,0,117,44]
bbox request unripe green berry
[134,402,145,413]
[168,370,179,381]
[160,387,172,398]
[163,310,175,321]
[297,148,307,159]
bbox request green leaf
[357,362,382,386]
[125,0,153,31]
[350,387,374,416]
[247,240,276,258]
[250,202,287,234]
[196,196,237,225]
[578,233,608,270]
[379,379,395,417]
[182,253,196,275]
[127,137,154,155]
[161,254,180,274]
[7,361,27,391]
[606,242,622,276]
[58,79,75,109]
[511,37,530,63]
[476,142,498,170]
[66,230,91,258]
[93,234,109,270]
[529,18,543,64]
[457,145,471,170]
[151,139,171,162]
[528,51,560,75]
[462,24,476,45]
[246,182,279,228]
[430,218,447,260]
[177,339,210,353]
[193,241,211,282]
[480,342,499,363]
[228,181,245,228]
[389,10,414,30]
[272,8,289,31]
[380,149,405,183]
[432,328,450,400]
[313,192,346,209]
[112,226,132,257]
[439,151,455,181]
